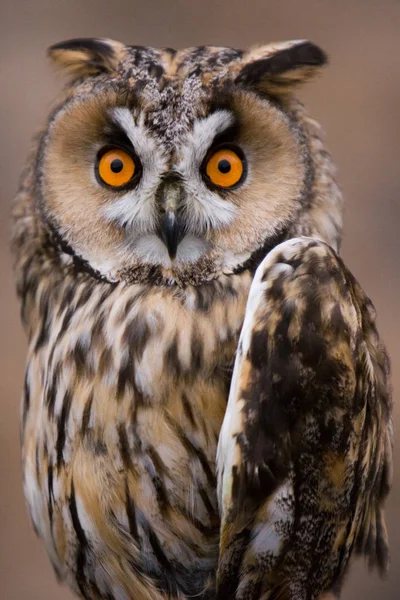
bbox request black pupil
[218,159,231,174]
[110,158,124,173]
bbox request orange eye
[205,148,245,188]
[97,148,136,188]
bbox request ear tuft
[234,40,328,96]
[48,37,125,80]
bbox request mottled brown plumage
[12,38,392,600]
[217,238,392,599]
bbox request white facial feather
[99,108,239,271]
[120,233,210,268]
[101,108,167,232]
[177,110,238,232]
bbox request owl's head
[37,38,342,286]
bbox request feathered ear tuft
[48,37,125,80]
[234,40,328,96]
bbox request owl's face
[38,38,336,286]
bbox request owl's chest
[77,277,250,401]
[22,274,252,596]
[26,273,251,449]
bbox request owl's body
[12,40,392,600]
[19,258,248,599]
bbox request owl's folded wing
[217,237,392,600]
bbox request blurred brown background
[1,1,399,598]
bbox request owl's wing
[217,237,392,600]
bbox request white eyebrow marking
[111,107,165,172]
[178,110,235,167]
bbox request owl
[12,38,392,600]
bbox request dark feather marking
[47,462,54,526]
[195,285,213,312]
[35,442,40,481]
[46,363,60,419]
[247,328,269,371]
[163,47,177,57]
[148,62,164,80]
[176,504,219,538]
[71,342,91,378]
[58,307,74,340]
[146,523,173,575]
[165,414,216,487]
[92,287,116,316]
[118,424,134,471]
[181,392,197,428]
[116,362,132,400]
[144,447,170,512]
[81,392,93,436]
[22,370,30,430]
[199,485,217,520]
[191,326,204,372]
[94,438,108,456]
[91,314,105,346]
[116,316,151,398]
[165,337,180,379]
[47,344,57,371]
[59,282,76,314]
[223,280,238,300]
[34,299,50,351]
[135,511,214,597]
[99,347,113,377]
[124,479,138,539]
[75,284,93,310]
[56,390,72,470]
[18,255,38,308]
[69,479,88,596]
[217,527,251,599]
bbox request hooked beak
[160,211,182,260]
[157,176,185,260]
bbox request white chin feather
[175,235,210,263]
[121,234,210,267]
[129,234,170,265]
